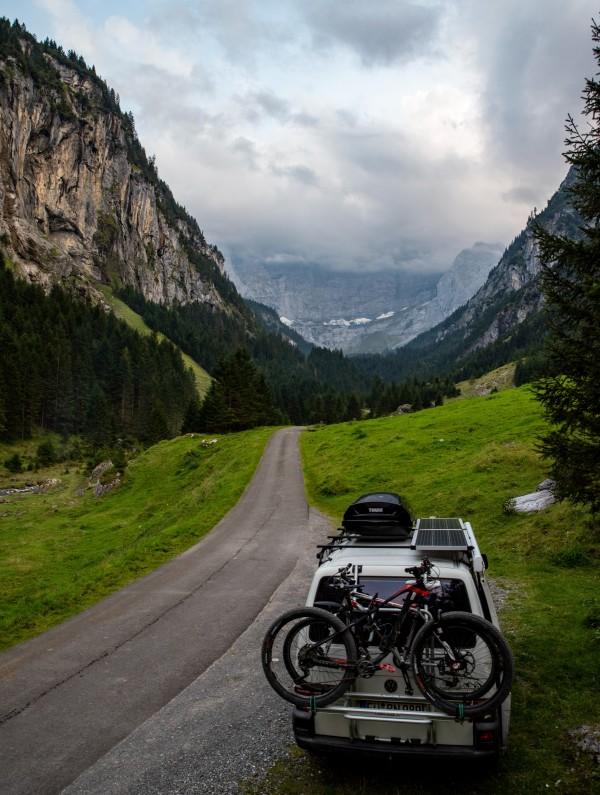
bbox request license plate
[358,700,429,713]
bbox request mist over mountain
[230,242,503,353]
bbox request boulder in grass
[505,479,557,513]
[90,460,114,479]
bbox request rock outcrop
[505,479,557,513]
[0,35,230,309]
[408,168,581,359]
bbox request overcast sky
[6,1,599,271]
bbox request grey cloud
[231,137,259,170]
[244,91,319,127]
[253,91,290,120]
[69,0,599,275]
[120,64,217,133]
[335,109,359,128]
[502,186,540,204]
[271,163,319,186]
[328,125,422,180]
[290,111,319,127]
[460,0,597,193]
[148,0,292,66]
[302,0,443,66]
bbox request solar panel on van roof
[417,518,463,530]
[413,528,469,550]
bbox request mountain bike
[262,559,513,718]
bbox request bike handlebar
[404,559,433,579]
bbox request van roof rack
[316,517,486,575]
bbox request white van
[291,499,511,760]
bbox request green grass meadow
[246,387,599,794]
[0,427,274,650]
[98,285,212,397]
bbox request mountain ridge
[405,167,580,360]
[0,20,239,315]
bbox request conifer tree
[533,20,600,514]
[196,348,280,433]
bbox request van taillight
[474,720,498,749]
[477,730,495,743]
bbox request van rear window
[315,576,471,613]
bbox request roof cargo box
[342,492,413,538]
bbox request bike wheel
[412,611,513,718]
[262,607,357,708]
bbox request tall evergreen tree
[195,348,282,433]
[533,19,600,514]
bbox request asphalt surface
[0,427,313,795]
[64,509,329,795]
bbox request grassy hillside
[0,427,273,650]
[455,362,516,398]
[98,285,212,397]
[248,388,598,794]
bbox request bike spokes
[417,623,497,698]
[262,608,357,707]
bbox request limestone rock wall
[0,48,227,308]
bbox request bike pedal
[378,663,397,673]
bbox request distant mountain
[230,242,502,353]
[345,242,504,353]
[404,168,580,367]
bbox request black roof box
[342,492,413,538]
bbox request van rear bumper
[293,707,500,759]
[295,733,498,759]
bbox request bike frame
[312,580,434,670]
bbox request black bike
[262,559,513,718]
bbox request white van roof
[316,517,486,578]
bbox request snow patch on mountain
[324,317,372,327]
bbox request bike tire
[412,611,513,718]
[262,607,357,708]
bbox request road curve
[0,427,308,795]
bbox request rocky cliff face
[231,242,502,354]
[409,168,580,358]
[0,35,230,308]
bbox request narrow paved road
[65,508,330,795]
[0,427,309,795]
